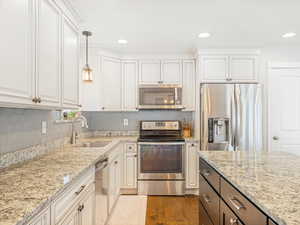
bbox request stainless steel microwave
[138,84,184,110]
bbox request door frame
[267,62,300,151]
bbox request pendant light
[82,31,93,82]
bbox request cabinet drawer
[125,143,137,153]
[220,178,267,225]
[199,201,214,225]
[199,159,220,192]
[199,174,220,225]
[220,200,243,225]
[52,167,95,224]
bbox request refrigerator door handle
[235,85,241,149]
[230,87,236,149]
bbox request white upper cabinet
[0,0,35,106]
[122,60,138,111]
[229,55,258,81]
[201,55,229,81]
[161,60,182,84]
[62,16,79,108]
[0,0,80,109]
[200,52,259,82]
[139,60,161,84]
[36,0,61,107]
[100,57,122,111]
[182,60,196,111]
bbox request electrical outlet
[42,121,47,134]
[123,118,129,126]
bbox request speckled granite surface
[198,151,300,225]
[0,136,137,225]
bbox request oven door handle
[138,142,185,145]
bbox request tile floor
[107,195,148,225]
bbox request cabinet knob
[273,136,280,141]
[134,154,137,157]
[37,97,41,103]
[114,161,118,164]
[191,143,195,147]
[102,107,105,110]
[78,104,82,107]
[226,78,232,82]
[230,218,239,225]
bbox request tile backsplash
[0,108,80,155]
[83,111,194,131]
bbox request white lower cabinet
[121,143,137,190]
[185,142,199,189]
[108,145,122,213]
[58,206,78,225]
[28,207,50,225]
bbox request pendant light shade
[82,31,93,82]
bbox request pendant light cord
[86,34,89,66]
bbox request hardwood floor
[145,196,199,225]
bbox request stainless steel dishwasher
[95,157,109,225]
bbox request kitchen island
[198,151,300,225]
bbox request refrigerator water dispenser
[208,118,229,143]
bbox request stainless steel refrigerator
[200,83,263,151]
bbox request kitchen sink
[76,141,111,148]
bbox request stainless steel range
[137,120,185,195]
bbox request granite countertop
[198,151,300,225]
[0,136,137,225]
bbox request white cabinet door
[230,56,257,81]
[62,16,79,108]
[28,207,50,225]
[36,0,61,107]
[80,185,95,225]
[162,60,182,84]
[123,153,137,189]
[139,60,161,84]
[100,57,122,111]
[122,60,138,111]
[201,56,229,81]
[185,142,199,189]
[58,207,78,225]
[0,0,35,106]
[182,60,196,111]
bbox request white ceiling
[71,0,300,54]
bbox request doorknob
[273,136,280,141]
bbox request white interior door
[269,65,300,155]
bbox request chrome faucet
[71,114,89,144]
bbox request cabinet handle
[75,185,86,195]
[78,204,84,212]
[37,97,41,103]
[203,170,210,176]
[203,194,211,203]
[230,218,239,225]
[229,197,245,211]
[32,97,37,103]
[114,161,118,164]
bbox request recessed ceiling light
[198,33,211,38]
[282,32,296,38]
[118,39,128,44]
